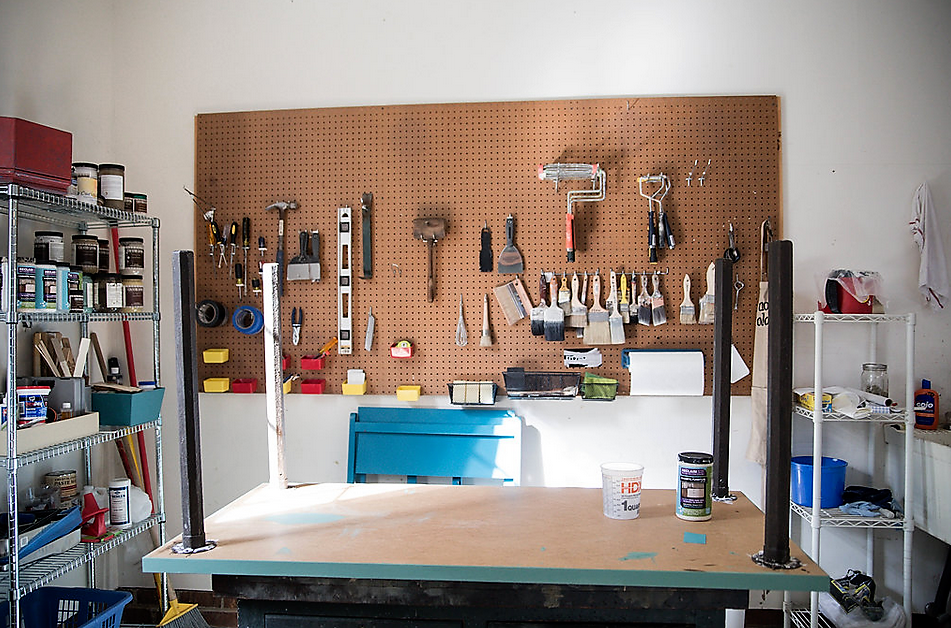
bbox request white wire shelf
[794,313,911,324]
[790,501,906,529]
[0,183,158,229]
[788,607,836,628]
[1,421,160,467]
[0,515,162,596]
[793,404,907,424]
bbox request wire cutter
[291,307,302,345]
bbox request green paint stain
[276,547,292,555]
[540,547,546,552]
[265,513,344,525]
[620,551,657,562]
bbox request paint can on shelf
[55,263,70,312]
[45,470,78,502]
[98,163,125,210]
[118,237,145,276]
[124,192,148,214]
[71,162,98,203]
[121,274,144,312]
[33,231,65,264]
[71,234,99,274]
[98,239,110,273]
[16,259,36,310]
[676,452,713,521]
[109,477,132,529]
[35,262,57,310]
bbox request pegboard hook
[390,263,402,277]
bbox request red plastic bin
[301,355,326,370]
[232,378,258,394]
[301,379,326,394]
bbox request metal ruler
[338,207,353,354]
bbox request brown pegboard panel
[194,96,781,397]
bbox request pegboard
[193,96,781,397]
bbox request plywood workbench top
[143,483,826,592]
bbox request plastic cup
[601,462,644,520]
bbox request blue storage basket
[0,586,131,628]
[791,455,848,508]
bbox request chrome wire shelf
[790,501,905,529]
[16,311,159,324]
[793,404,906,424]
[0,421,160,467]
[0,515,162,596]
[788,607,836,628]
[1,183,158,229]
[794,313,911,324]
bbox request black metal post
[754,239,799,569]
[712,257,734,500]
[172,250,206,550]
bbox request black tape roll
[196,299,227,327]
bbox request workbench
[143,483,827,628]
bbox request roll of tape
[233,305,264,335]
[196,299,227,327]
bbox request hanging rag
[746,219,772,466]
[910,181,950,310]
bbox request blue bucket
[790,456,848,508]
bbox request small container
[16,385,51,426]
[45,470,78,501]
[396,385,421,401]
[120,274,144,312]
[231,378,258,394]
[16,258,36,310]
[861,363,888,398]
[203,377,230,393]
[98,163,125,210]
[202,348,229,363]
[915,379,940,430]
[97,273,123,312]
[790,456,848,508]
[676,452,714,521]
[71,234,99,274]
[342,381,368,395]
[124,192,148,213]
[97,239,110,273]
[301,355,326,370]
[82,272,95,312]
[71,162,98,202]
[67,266,84,312]
[34,230,65,263]
[601,462,644,520]
[108,477,132,528]
[118,237,145,276]
[55,263,70,312]
[34,262,57,310]
[301,379,327,394]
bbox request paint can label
[677,463,712,520]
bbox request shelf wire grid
[0,184,158,229]
[1,421,160,468]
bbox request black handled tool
[479,221,493,272]
[241,217,251,295]
[228,220,238,278]
[647,203,658,264]
[724,222,740,262]
[360,193,372,279]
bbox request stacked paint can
[676,452,713,521]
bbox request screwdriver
[206,222,216,261]
[241,217,251,297]
[228,221,238,278]
[251,277,261,295]
[210,221,223,275]
[258,236,267,273]
[235,263,244,300]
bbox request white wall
[3,0,951,612]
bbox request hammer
[266,201,298,295]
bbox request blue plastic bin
[791,456,848,508]
[0,586,131,628]
[92,387,164,426]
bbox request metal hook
[698,159,711,186]
[390,263,401,277]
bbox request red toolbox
[0,117,72,193]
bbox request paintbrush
[637,273,652,326]
[576,270,588,338]
[567,272,587,329]
[651,271,667,325]
[583,271,611,345]
[558,271,571,316]
[608,270,625,344]
[530,272,547,336]
[680,274,696,324]
[481,293,493,347]
[699,261,716,324]
[544,274,565,341]
[619,272,630,324]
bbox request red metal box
[0,117,72,193]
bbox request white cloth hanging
[910,181,950,310]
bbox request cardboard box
[92,387,165,426]
[0,117,72,193]
[0,412,99,455]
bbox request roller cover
[622,349,705,396]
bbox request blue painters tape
[683,532,707,544]
[233,305,264,335]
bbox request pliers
[291,307,302,345]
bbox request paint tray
[502,368,580,399]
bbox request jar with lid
[861,363,889,397]
[72,234,99,274]
[71,162,98,203]
[35,263,57,310]
[118,237,144,276]
[98,163,125,210]
[67,266,84,312]
[34,231,65,264]
[96,273,123,312]
[120,275,144,313]
[97,239,110,273]
[82,272,95,312]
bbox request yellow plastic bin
[202,348,229,363]
[203,377,230,393]
[342,381,368,396]
[396,385,421,401]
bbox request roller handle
[539,272,548,306]
[427,241,435,303]
[566,212,575,263]
[661,212,675,249]
[648,207,658,264]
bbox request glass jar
[861,363,889,397]
[120,274,144,313]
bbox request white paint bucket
[601,462,644,520]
